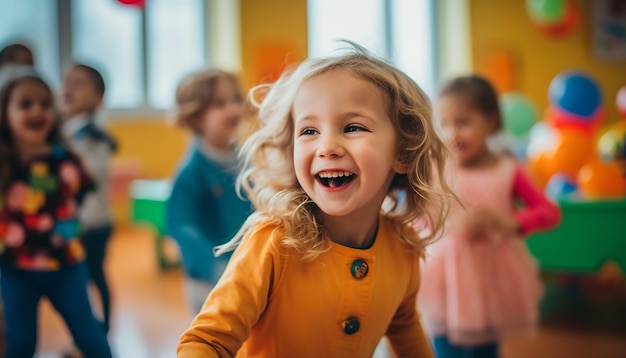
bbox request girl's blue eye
[345,125,366,133]
[301,128,317,135]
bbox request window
[307,0,437,98]
[0,0,59,88]
[0,0,207,111]
[72,0,144,108]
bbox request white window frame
[307,0,439,99]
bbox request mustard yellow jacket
[178,216,433,358]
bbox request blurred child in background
[62,63,117,334]
[0,69,112,358]
[166,69,252,314]
[0,42,35,86]
[0,43,34,69]
[418,75,561,358]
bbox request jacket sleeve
[386,256,434,358]
[79,140,112,191]
[166,167,221,279]
[177,224,283,357]
[512,164,562,235]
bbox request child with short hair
[62,62,117,334]
[167,69,252,314]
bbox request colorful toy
[500,92,539,137]
[549,71,602,118]
[578,160,626,199]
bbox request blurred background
[1,0,625,357]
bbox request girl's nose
[30,104,47,115]
[316,133,345,158]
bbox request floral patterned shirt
[0,145,94,271]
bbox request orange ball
[544,128,593,179]
[527,152,551,188]
[577,160,626,199]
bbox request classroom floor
[34,227,626,358]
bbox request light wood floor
[35,226,193,358]
[33,227,626,358]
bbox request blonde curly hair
[216,43,453,260]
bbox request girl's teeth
[319,171,352,178]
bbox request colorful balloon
[597,120,626,162]
[500,93,539,137]
[526,0,566,24]
[546,105,605,133]
[527,152,552,188]
[578,160,626,199]
[549,71,602,117]
[544,128,593,179]
[545,173,578,200]
[533,1,579,38]
[526,122,558,186]
[117,0,145,8]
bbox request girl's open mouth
[25,119,48,131]
[317,171,355,188]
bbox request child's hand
[457,208,519,241]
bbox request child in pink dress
[418,76,561,358]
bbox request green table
[526,199,626,332]
[527,198,626,273]
[130,179,179,269]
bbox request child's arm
[512,164,562,235]
[77,140,112,191]
[460,164,562,239]
[177,224,282,357]
[66,151,96,205]
[386,258,434,358]
[166,169,223,280]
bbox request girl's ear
[187,115,202,132]
[392,159,408,174]
[488,114,501,133]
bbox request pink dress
[418,157,561,346]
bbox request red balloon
[546,105,605,133]
[117,0,145,8]
[534,0,579,38]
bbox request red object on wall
[534,0,579,38]
[117,0,146,8]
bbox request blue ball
[545,173,578,200]
[549,71,602,117]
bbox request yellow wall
[108,119,189,179]
[240,0,308,89]
[469,0,626,122]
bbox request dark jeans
[0,263,112,358]
[432,336,499,358]
[82,225,113,333]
